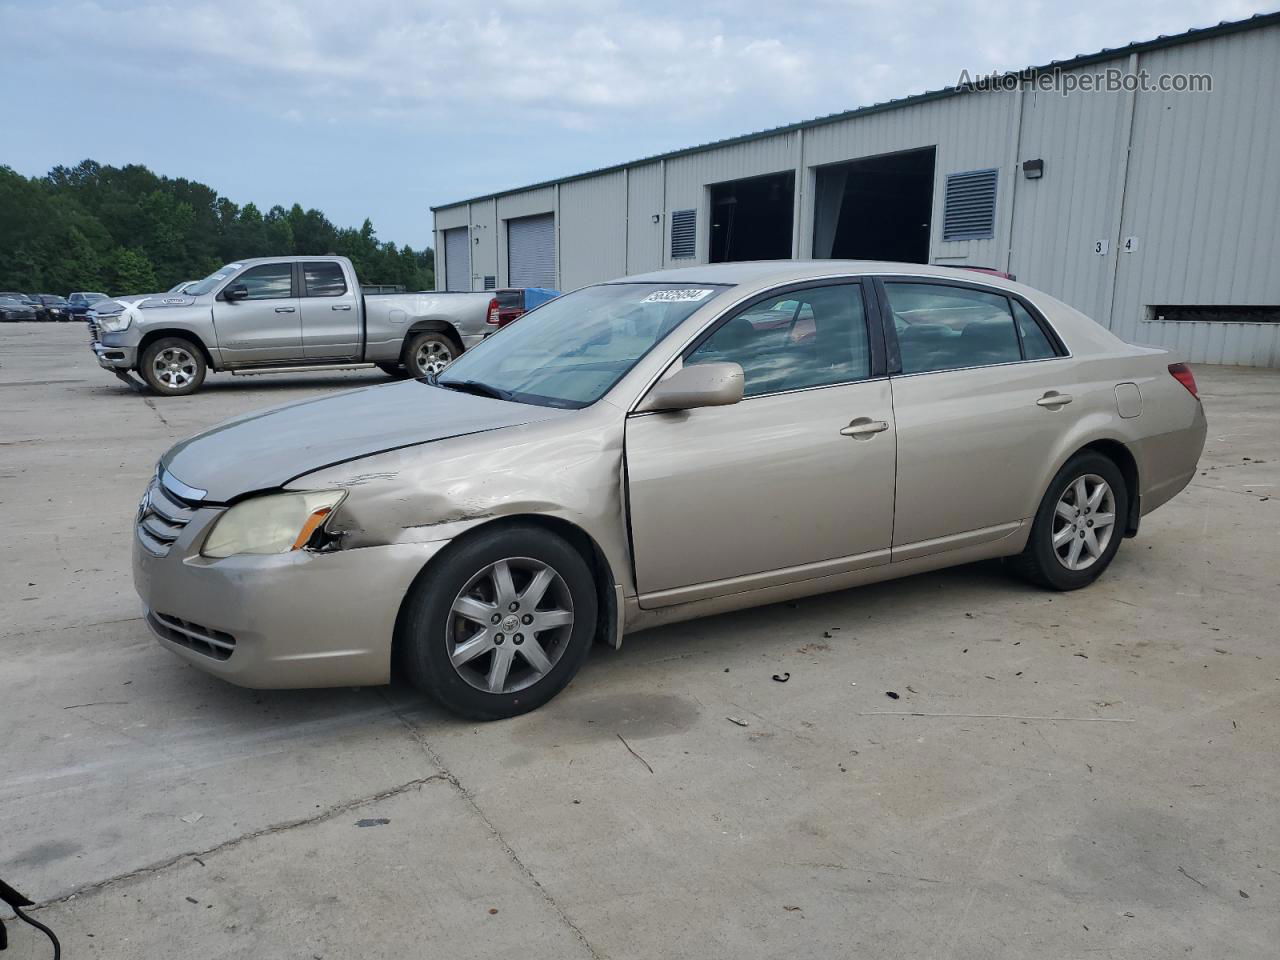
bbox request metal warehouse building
[432,13,1280,366]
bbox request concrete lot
[1,323,1277,959]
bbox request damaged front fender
[286,400,634,600]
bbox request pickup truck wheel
[140,337,206,396]
[398,524,598,720]
[404,331,459,378]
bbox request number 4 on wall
[1123,236,1139,253]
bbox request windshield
[185,264,241,297]
[437,282,731,409]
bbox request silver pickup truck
[89,255,512,395]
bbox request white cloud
[1,0,1270,140]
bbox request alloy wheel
[153,346,198,390]
[1051,474,1116,571]
[415,339,454,376]
[446,557,574,694]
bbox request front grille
[148,611,237,661]
[87,318,100,343]
[136,476,197,557]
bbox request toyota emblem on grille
[138,488,152,522]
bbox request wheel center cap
[501,614,520,633]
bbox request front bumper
[133,507,447,688]
[92,340,137,370]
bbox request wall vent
[483,275,496,290]
[670,209,696,259]
[942,169,998,241]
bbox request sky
[0,0,1270,250]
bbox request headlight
[201,490,346,558]
[97,313,131,333]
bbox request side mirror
[635,362,745,413]
[223,283,248,302]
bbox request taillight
[486,298,500,324]
[1169,362,1198,398]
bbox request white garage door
[507,214,556,289]
[443,227,471,291]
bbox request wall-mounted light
[1022,159,1045,180]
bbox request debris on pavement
[355,818,390,828]
[772,672,790,682]
[617,733,654,773]
[885,691,900,699]
[726,716,749,727]
[180,812,204,824]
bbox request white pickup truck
[88,255,554,395]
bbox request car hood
[161,381,569,503]
[98,292,197,310]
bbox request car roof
[622,260,1021,289]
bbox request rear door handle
[1036,391,1073,408]
[274,306,296,313]
[331,304,352,311]
[840,418,889,438]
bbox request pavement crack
[378,691,603,960]
[141,395,170,426]
[32,773,450,909]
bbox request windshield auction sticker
[642,288,715,303]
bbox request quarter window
[884,282,1022,373]
[235,263,294,300]
[304,261,348,297]
[687,284,869,397]
[1012,299,1056,360]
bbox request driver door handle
[331,304,352,311]
[1036,391,1073,407]
[840,418,889,438]
[274,306,296,313]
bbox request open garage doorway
[709,171,795,263]
[813,147,935,263]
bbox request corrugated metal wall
[432,21,1279,364]
[1110,27,1280,365]
[559,171,627,291]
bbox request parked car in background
[167,280,198,295]
[34,294,72,321]
[68,291,110,319]
[0,296,38,322]
[0,292,43,319]
[88,255,551,395]
[132,260,1206,719]
[485,287,560,329]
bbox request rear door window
[883,282,1022,374]
[303,261,348,297]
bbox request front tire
[139,337,207,396]
[398,524,598,719]
[1010,451,1128,590]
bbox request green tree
[108,247,158,295]
[0,161,433,294]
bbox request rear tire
[398,524,598,720]
[1009,451,1128,591]
[139,336,206,396]
[403,330,460,379]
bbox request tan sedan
[134,261,1206,718]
